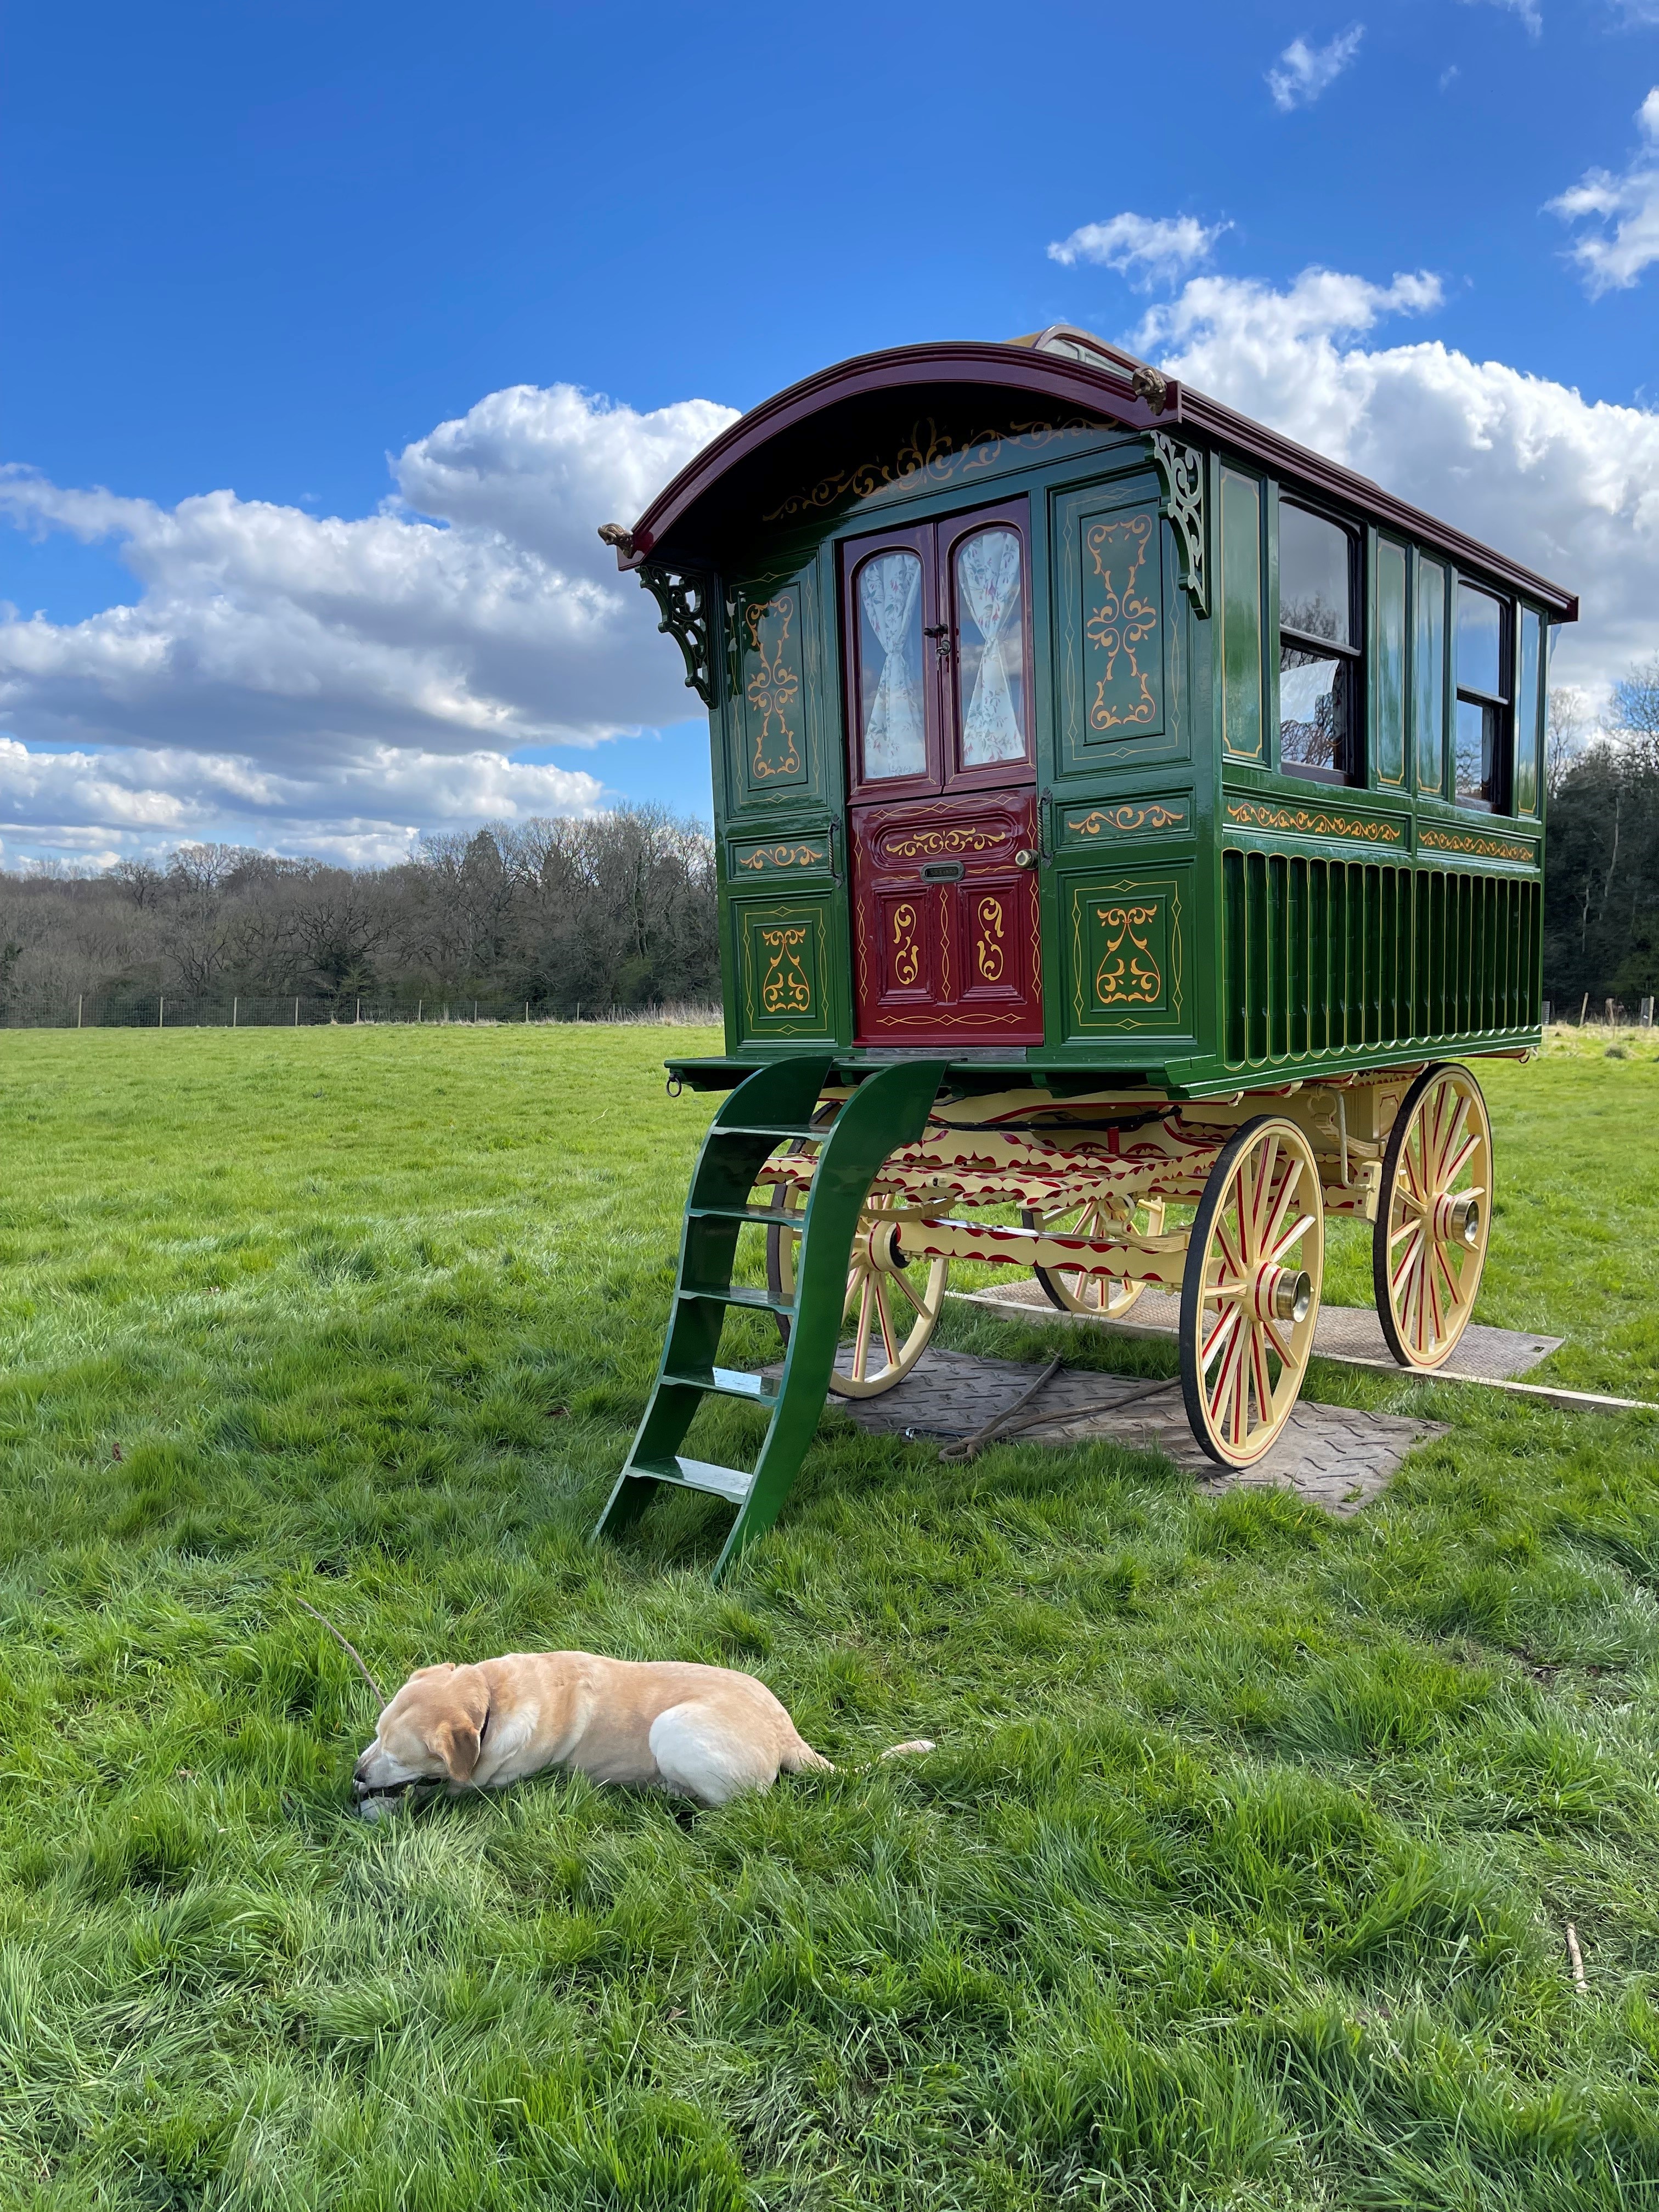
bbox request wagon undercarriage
[595,1054,1495,1578]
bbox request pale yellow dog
[352,1650,932,1817]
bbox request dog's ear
[432,1668,492,1782]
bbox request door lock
[1013,848,1039,870]
[922,623,952,665]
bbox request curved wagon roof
[606,327,1577,622]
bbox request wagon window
[1454,582,1510,809]
[855,550,928,780]
[1277,501,1359,783]
[953,525,1028,768]
[1515,607,1543,816]
[1415,557,1447,793]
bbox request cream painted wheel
[1373,1063,1491,1370]
[1179,1116,1324,1468]
[767,1178,947,1398]
[1024,1194,1167,1319]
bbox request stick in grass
[294,1597,385,1706]
[1566,1921,1588,1994]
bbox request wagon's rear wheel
[766,1164,947,1398]
[1373,1063,1491,1370]
[1023,1194,1167,1318]
[1179,1116,1324,1468]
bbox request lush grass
[1,1026,1658,2210]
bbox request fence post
[473,1000,478,1023]
[77,995,83,1029]
[525,1001,529,1023]
[1578,992,1589,1026]
[295,996,300,1027]
[417,999,422,1023]
[1542,999,1551,1027]
[232,995,238,1028]
[159,996,164,1029]
[1606,997,1617,1026]
[1643,997,1655,1030]
[356,998,361,1025]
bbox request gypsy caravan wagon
[593,328,1574,1579]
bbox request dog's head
[353,1663,490,1820]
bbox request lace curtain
[956,528,1025,764]
[859,552,926,777]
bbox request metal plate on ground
[823,1347,1444,1516]
[957,1280,1562,1383]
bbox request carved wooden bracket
[1147,431,1208,616]
[638,562,716,707]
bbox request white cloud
[1460,0,1542,35]
[1548,87,1659,295]
[1267,26,1364,111]
[1046,212,1228,288]
[0,383,737,860]
[1133,265,1659,706]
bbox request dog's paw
[881,1739,936,1759]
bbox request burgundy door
[842,499,1042,1046]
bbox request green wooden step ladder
[592,1053,946,1582]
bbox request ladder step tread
[662,1365,779,1406]
[716,1123,827,1142]
[687,1204,799,1226]
[628,1454,754,1505]
[679,1284,794,1313]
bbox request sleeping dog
[352,1650,932,1817]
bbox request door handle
[922,624,952,665]
[1014,849,1039,870]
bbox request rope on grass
[936,1358,1183,1463]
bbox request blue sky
[2,0,1656,863]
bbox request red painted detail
[849,792,1042,1046]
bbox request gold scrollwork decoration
[975,895,1005,983]
[1094,903,1164,1006]
[1065,802,1188,837]
[1086,513,1158,732]
[891,902,921,988]
[733,842,826,873]
[1225,800,1403,845]
[760,417,1096,523]
[743,594,802,779]
[1419,826,1536,863]
[758,926,812,1015]
[883,825,1004,860]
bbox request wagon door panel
[850,795,1042,1045]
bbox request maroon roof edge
[618,340,1578,622]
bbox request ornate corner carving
[1146,431,1207,615]
[597,521,636,560]
[637,562,715,707]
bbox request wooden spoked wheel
[1023,1194,1167,1318]
[1179,1116,1324,1468]
[766,1176,948,1398]
[1373,1063,1491,1370]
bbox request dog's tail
[781,1736,935,1776]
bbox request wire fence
[0,994,723,1031]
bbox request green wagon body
[592,331,1576,1569]
[606,329,1571,1096]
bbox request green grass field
[2,1025,1658,2210]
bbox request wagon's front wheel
[1179,1116,1324,1467]
[1373,1063,1491,1370]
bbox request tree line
[3,661,1656,1024]
[0,808,720,1020]
[1542,661,1659,1015]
